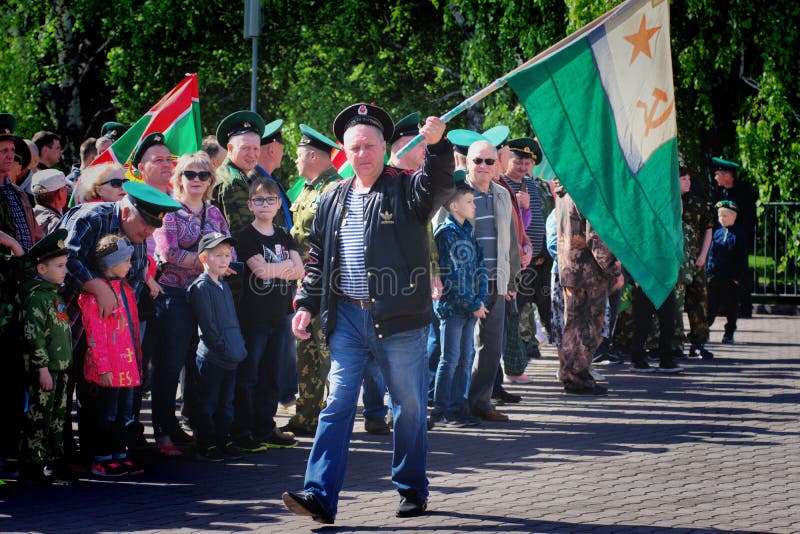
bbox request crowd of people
[0,104,756,522]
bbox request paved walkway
[2,314,799,533]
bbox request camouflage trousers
[684,265,710,344]
[20,370,68,468]
[287,316,330,431]
[560,285,607,389]
[502,300,527,376]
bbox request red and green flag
[506,0,682,307]
[92,74,202,178]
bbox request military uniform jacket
[212,159,253,238]
[22,277,72,372]
[556,192,620,289]
[294,139,455,341]
[290,166,341,262]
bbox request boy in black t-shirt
[232,178,305,451]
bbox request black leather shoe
[492,388,522,405]
[396,496,428,517]
[282,491,334,524]
[280,422,316,437]
[364,417,391,435]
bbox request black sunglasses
[100,178,128,188]
[182,170,212,181]
[472,158,496,165]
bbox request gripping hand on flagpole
[419,116,446,145]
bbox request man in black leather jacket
[283,103,453,524]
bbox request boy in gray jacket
[188,233,248,462]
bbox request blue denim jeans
[303,300,429,518]
[426,311,441,404]
[151,285,198,438]
[233,317,292,440]
[195,356,236,449]
[432,312,477,419]
[361,354,388,420]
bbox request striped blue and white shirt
[472,188,498,280]
[337,188,370,299]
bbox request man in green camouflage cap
[283,123,342,435]
[212,111,266,239]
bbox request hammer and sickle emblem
[636,88,673,137]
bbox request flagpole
[394,0,632,159]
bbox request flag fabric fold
[92,74,202,176]
[507,0,682,307]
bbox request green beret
[446,129,487,156]
[715,200,739,213]
[123,181,181,228]
[453,168,472,191]
[26,229,69,265]
[13,137,31,169]
[389,112,421,145]
[712,157,739,171]
[131,132,168,168]
[101,122,128,141]
[261,119,284,145]
[298,124,339,153]
[482,125,510,148]
[216,110,266,147]
[332,103,394,143]
[508,137,542,164]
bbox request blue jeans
[195,356,236,449]
[151,285,198,438]
[303,300,429,518]
[426,312,441,404]
[432,312,477,420]
[233,317,292,440]
[361,355,388,420]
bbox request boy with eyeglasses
[232,177,304,451]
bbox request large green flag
[507,0,682,307]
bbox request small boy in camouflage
[19,229,73,484]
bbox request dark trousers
[517,258,553,337]
[0,333,25,460]
[708,276,739,337]
[631,286,676,360]
[195,357,236,449]
[93,386,135,460]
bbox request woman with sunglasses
[73,163,128,204]
[151,152,234,457]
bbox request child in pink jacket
[79,233,143,478]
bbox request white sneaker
[590,369,606,381]
[504,373,534,384]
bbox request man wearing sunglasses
[463,140,520,423]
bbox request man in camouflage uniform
[19,230,73,483]
[283,124,341,436]
[679,164,714,358]
[556,188,623,395]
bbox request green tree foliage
[1,0,797,213]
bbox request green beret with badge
[298,124,339,153]
[508,137,543,164]
[101,122,128,140]
[715,200,739,213]
[389,112,421,145]
[482,125,510,148]
[216,110,266,147]
[711,157,739,172]
[131,132,169,168]
[332,103,394,143]
[261,119,284,146]
[26,229,69,265]
[446,129,487,155]
[123,181,181,228]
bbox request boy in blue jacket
[706,200,747,344]
[188,233,248,461]
[430,178,489,427]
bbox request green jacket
[212,159,253,238]
[22,277,72,372]
[289,166,341,262]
